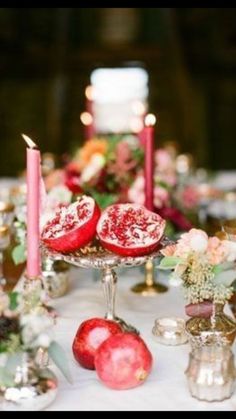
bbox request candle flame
[21,134,38,149]
[85,85,94,101]
[80,112,93,126]
[145,113,156,127]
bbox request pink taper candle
[22,134,41,278]
[144,114,156,212]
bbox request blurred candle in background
[81,85,96,140]
[22,134,41,278]
[143,113,156,211]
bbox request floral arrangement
[45,135,144,210]
[12,137,196,266]
[0,282,71,387]
[159,228,236,306]
[128,147,193,234]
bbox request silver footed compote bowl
[41,238,169,335]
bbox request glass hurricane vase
[0,351,58,411]
[185,304,236,348]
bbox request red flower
[64,163,82,195]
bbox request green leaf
[164,221,176,239]
[0,366,15,387]
[0,353,23,385]
[48,341,73,384]
[5,352,23,374]
[9,292,19,311]
[212,262,235,275]
[90,192,117,209]
[213,269,236,287]
[157,256,181,270]
[12,243,26,265]
[212,265,224,275]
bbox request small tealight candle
[152,317,188,345]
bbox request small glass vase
[185,345,236,402]
[0,352,58,411]
[185,304,236,348]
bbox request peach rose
[206,237,226,265]
[160,244,177,257]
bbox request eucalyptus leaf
[212,262,235,275]
[213,269,236,287]
[157,256,181,270]
[5,352,23,375]
[12,243,26,265]
[48,341,73,384]
[0,367,15,387]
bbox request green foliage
[0,334,21,354]
[89,191,117,209]
[48,341,72,383]
[158,256,181,270]
[12,243,26,265]
[9,292,19,311]
[164,220,176,238]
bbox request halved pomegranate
[41,195,100,253]
[96,203,166,257]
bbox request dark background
[0,7,236,176]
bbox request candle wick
[21,133,38,149]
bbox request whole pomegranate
[94,332,153,390]
[41,195,100,253]
[72,318,122,370]
[96,203,165,256]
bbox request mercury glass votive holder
[185,345,236,402]
[152,317,188,345]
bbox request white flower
[21,314,54,348]
[189,235,208,253]
[222,240,236,262]
[47,185,72,206]
[81,153,105,183]
[36,333,52,348]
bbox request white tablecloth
[45,266,236,411]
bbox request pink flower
[181,185,200,209]
[155,149,174,171]
[206,237,226,264]
[107,141,137,176]
[129,175,170,209]
[161,244,177,257]
[154,186,170,208]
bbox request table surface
[44,265,236,411]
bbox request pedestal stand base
[131,282,168,296]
